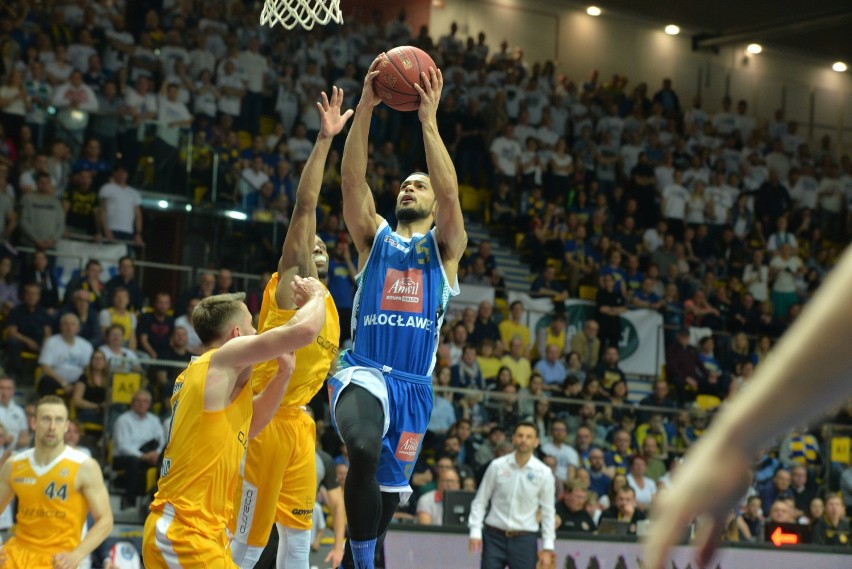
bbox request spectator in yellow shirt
[499,300,531,356]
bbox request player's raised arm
[414,68,468,276]
[213,277,327,371]
[644,244,852,569]
[341,56,384,260]
[277,87,353,309]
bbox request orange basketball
[372,46,438,112]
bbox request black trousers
[112,455,148,505]
[481,527,538,569]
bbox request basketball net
[260,0,343,30]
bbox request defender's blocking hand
[318,86,354,139]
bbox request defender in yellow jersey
[230,87,350,569]
[142,282,327,569]
[0,396,113,569]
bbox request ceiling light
[158,200,168,209]
[746,43,762,55]
[664,25,680,35]
[586,6,601,16]
[832,61,848,72]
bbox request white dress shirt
[469,452,556,550]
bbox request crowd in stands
[0,0,850,550]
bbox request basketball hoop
[260,0,343,30]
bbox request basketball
[373,46,439,112]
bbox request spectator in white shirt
[188,32,216,79]
[769,244,804,319]
[239,155,271,202]
[159,31,190,78]
[790,164,819,211]
[174,297,203,355]
[743,250,770,302]
[416,467,461,526]
[817,163,845,240]
[238,37,268,136]
[216,59,245,120]
[540,419,580,483]
[642,220,668,254]
[767,109,788,142]
[626,455,657,510]
[99,165,143,245]
[469,422,556,569]
[154,83,193,194]
[782,121,805,156]
[52,71,99,158]
[298,61,326,100]
[37,313,94,397]
[662,169,689,239]
[489,123,522,190]
[45,45,74,86]
[734,100,756,141]
[324,29,356,80]
[684,95,708,131]
[711,96,736,136]
[112,390,165,509]
[104,16,135,73]
[68,29,98,74]
[765,139,792,183]
[192,69,219,122]
[287,123,314,166]
[0,377,30,449]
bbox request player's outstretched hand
[643,435,752,569]
[413,67,443,122]
[325,544,344,568]
[359,55,383,108]
[318,86,354,139]
[290,275,324,308]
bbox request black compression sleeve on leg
[374,491,401,552]
[335,384,385,540]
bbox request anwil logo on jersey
[395,432,423,462]
[380,268,423,313]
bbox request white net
[260,0,343,30]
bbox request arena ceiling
[591,0,852,62]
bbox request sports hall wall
[427,0,852,153]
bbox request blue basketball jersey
[346,220,459,378]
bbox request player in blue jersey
[330,57,467,569]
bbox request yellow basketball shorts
[1,538,55,569]
[143,503,237,568]
[230,407,317,547]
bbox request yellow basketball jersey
[536,327,566,358]
[106,308,134,343]
[151,349,253,532]
[10,446,89,553]
[253,273,340,410]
